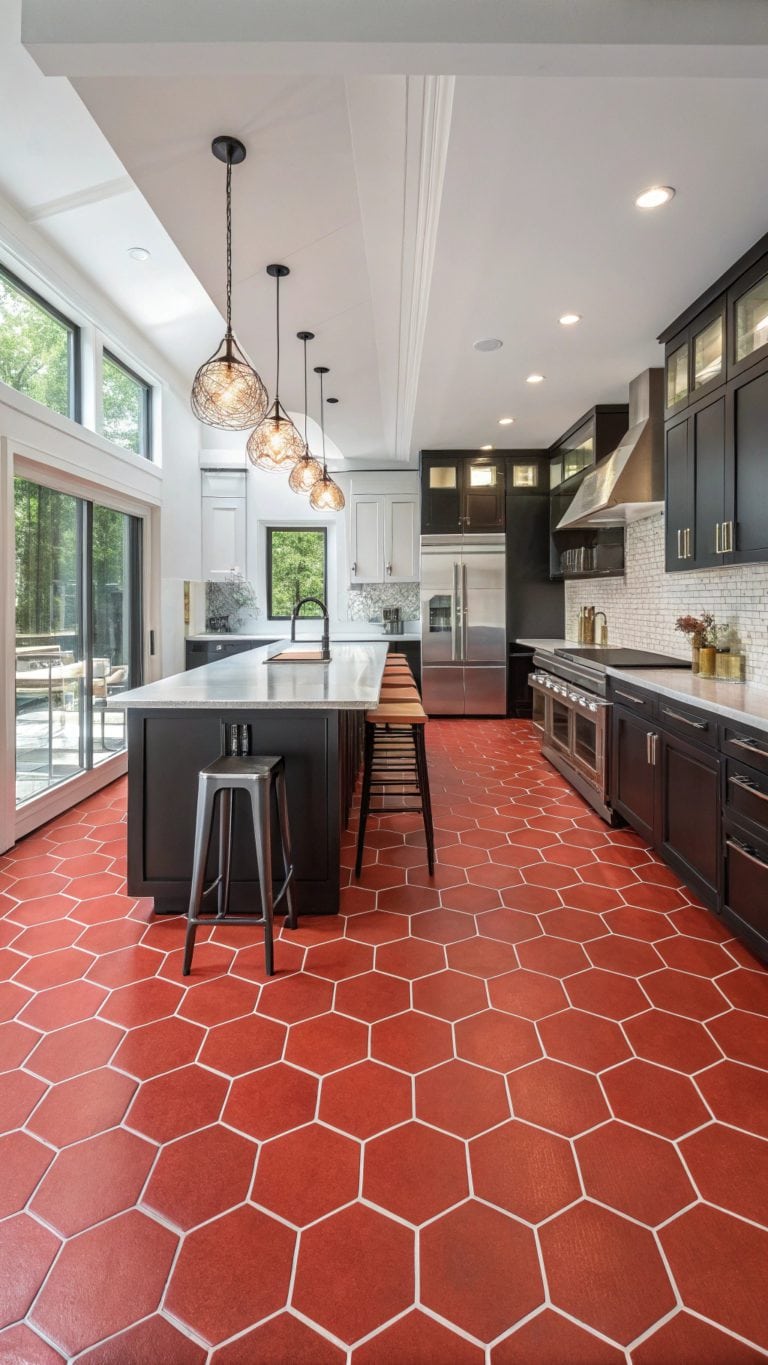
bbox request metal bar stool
[355,702,434,878]
[184,755,297,977]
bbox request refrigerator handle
[452,561,461,660]
[462,562,468,660]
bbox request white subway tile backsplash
[564,512,768,686]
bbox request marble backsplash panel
[347,582,420,622]
[565,512,768,686]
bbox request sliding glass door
[14,476,142,807]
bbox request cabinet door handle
[385,563,392,576]
[615,689,647,707]
[685,527,693,558]
[352,561,357,575]
[731,737,768,758]
[729,774,768,802]
[646,730,658,766]
[727,838,768,871]
[660,706,708,731]
[723,519,735,553]
[677,528,683,560]
[715,522,722,554]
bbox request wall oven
[530,655,612,820]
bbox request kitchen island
[110,641,387,916]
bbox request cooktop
[555,647,692,670]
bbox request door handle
[646,731,658,766]
[723,520,735,553]
[646,731,653,764]
[715,522,722,554]
[660,706,708,731]
[385,563,392,576]
[452,562,461,661]
[685,527,692,558]
[677,529,683,560]
[462,562,469,661]
[729,774,768,803]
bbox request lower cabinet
[658,731,721,906]
[611,707,656,845]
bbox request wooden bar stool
[184,755,297,977]
[355,702,434,878]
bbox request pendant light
[247,265,307,470]
[309,367,346,511]
[289,331,324,494]
[191,136,268,430]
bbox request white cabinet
[350,492,419,583]
[201,471,246,579]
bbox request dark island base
[127,708,362,918]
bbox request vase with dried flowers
[675,613,713,674]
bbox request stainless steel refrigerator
[420,534,507,715]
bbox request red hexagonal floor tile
[412,968,488,1020]
[29,1127,155,1236]
[696,1060,768,1139]
[319,1060,411,1138]
[415,1059,510,1137]
[142,1124,256,1231]
[363,1120,468,1224]
[177,975,260,1027]
[602,1059,709,1139]
[446,937,522,978]
[660,1204,768,1351]
[715,967,768,1015]
[76,1315,206,1364]
[576,1120,695,1225]
[126,1064,227,1143]
[631,1311,763,1364]
[538,1008,630,1072]
[507,1058,608,1136]
[285,1012,368,1074]
[292,1204,413,1345]
[30,1209,176,1357]
[165,1204,295,1346]
[375,937,445,978]
[470,1119,580,1222]
[0,1213,60,1332]
[0,1019,39,1071]
[27,1067,135,1147]
[377,884,441,915]
[112,1015,205,1079]
[210,1314,344,1364]
[586,934,662,977]
[198,1013,286,1076]
[335,970,410,1023]
[624,1008,721,1074]
[707,1009,768,1069]
[85,945,162,989]
[641,968,728,1021]
[491,1310,624,1363]
[252,1122,359,1226]
[0,1322,66,1363]
[540,1201,675,1346]
[421,1200,543,1343]
[489,969,568,1020]
[410,908,477,944]
[681,1122,768,1226]
[257,972,333,1023]
[303,938,374,979]
[19,979,107,1032]
[354,1310,482,1364]
[224,1061,318,1140]
[476,907,541,944]
[656,934,735,977]
[0,1130,54,1219]
[12,919,81,955]
[343,911,408,945]
[515,936,590,978]
[97,977,183,1028]
[565,967,649,1020]
[455,1009,541,1072]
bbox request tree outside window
[0,267,77,419]
[267,528,327,618]
[102,351,151,457]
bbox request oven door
[571,701,609,795]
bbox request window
[0,265,79,420]
[102,350,152,457]
[267,527,327,619]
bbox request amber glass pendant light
[247,265,307,470]
[289,331,324,494]
[309,367,345,511]
[190,136,268,430]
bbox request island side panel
[126,707,343,915]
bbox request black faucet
[290,597,330,660]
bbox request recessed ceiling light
[559,313,581,326]
[128,247,151,262]
[635,185,675,210]
[498,417,514,426]
[526,373,545,384]
[473,338,503,352]
[480,444,494,450]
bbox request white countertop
[517,638,768,735]
[111,642,388,711]
[188,631,421,644]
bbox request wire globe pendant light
[309,367,346,511]
[190,136,268,430]
[247,265,307,470]
[289,331,324,494]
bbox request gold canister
[699,646,716,678]
[727,653,746,681]
[715,651,731,680]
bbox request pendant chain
[225,157,232,336]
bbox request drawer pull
[732,737,768,758]
[727,838,768,871]
[615,689,647,707]
[729,774,768,803]
[660,706,707,731]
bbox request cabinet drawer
[657,698,717,747]
[607,679,656,718]
[725,833,768,947]
[721,723,768,777]
[726,760,768,839]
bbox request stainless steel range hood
[557,369,664,529]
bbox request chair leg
[276,767,297,930]
[217,788,233,919]
[355,722,375,878]
[184,778,215,976]
[415,726,435,875]
[251,782,275,977]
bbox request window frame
[266,526,328,620]
[101,347,153,460]
[0,262,82,423]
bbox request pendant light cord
[225,155,232,338]
[319,369,327,474]
[303,336,309,446]
[274,272,281,408]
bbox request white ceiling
[10,0,768,461]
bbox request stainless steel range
[530,645,691,822]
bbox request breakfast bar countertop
[110,640,388,711]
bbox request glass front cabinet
[420,455,506,533]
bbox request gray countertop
[111,641,389,711]
[518,638,768,735]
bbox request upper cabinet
[350,491,419,583]
[660,230,768,571]
[420,454,506,534]
[201,470,247,580]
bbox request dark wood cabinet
[611,706,657,844]
[548,406,628,580]
[658,731,721,905]
[664,415,691,571]
[185,638,277,670]
[726,361,768,563]
[420,454,505,534]
[664,393,727,572]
